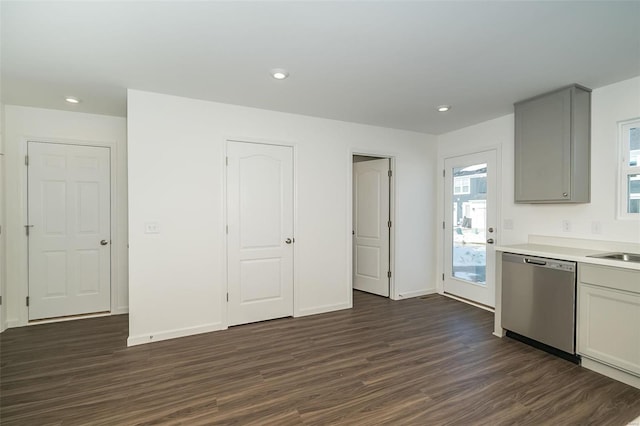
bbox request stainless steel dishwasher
[501,252,578,360]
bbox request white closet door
[28,142,111,320]
[353,158,390,297]
[227,141,294,326]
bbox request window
[619,119,640,217]
[453,176,470,195]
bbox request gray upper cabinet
[514,84,591,203]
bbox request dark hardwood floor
[1,291,639,425]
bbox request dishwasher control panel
[543,261,575,272]
[521,255,576,272]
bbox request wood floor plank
[1,291,639,425]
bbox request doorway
[352,155,393,297]
[443,150,497,308]
[27,141,112,320]
[226,140,294,326]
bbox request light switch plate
[591,221,602,234]
[503,219,514,230]
[144,222,160,234]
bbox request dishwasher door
[501,252,577,354]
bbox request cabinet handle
[563,192,568,197]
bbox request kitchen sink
[587,252,640,263]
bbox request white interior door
[443,150,497,307]
[0,154,4,328]
[227,141,294,326]
[28,142,111,320]
[353,158,390,297]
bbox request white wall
[127,89,437,345]
[437,77,640,289]
[3,106,128,328]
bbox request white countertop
[494,243,640,271]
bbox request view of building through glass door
[443,150,497,308]
[452,163,488,284]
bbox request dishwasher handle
[502,252,576,272]
[524,258,547,266]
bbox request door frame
[437,146,502,304]
[349,149,397,300]
[223,138,298,327]
[18,137,122,326]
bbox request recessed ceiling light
[437,105,451,112]
[65,96,81,104]
[271,68,289,80]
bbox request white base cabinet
[578,283,640,375]
[577,264,640,386]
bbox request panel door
[227,141,294,326]
[28,142,111,320]
[0,154,4,327]
[443,150,497,307]
[515,88,571,202]
[578,283,640,376]
[353,158,390,297]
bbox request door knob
[285,238,292,244]
[486,238,494,244]
[100,239,109,246]
[488,227,494,233]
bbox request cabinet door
[515,88,572,202]
[578,283,640,376]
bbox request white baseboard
[111,306,129,315]
[127,322,226,347]
[6,319,22,329]
[295,302,351,317]
[394,288,436,300]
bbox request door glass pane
[628,173,640,214]
[628,126,639,167]
[452,163,487,285]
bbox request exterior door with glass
[443,150,497,307]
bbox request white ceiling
[2,1,639,135]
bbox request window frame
[453,176,471,195]
[617,118,640,219]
